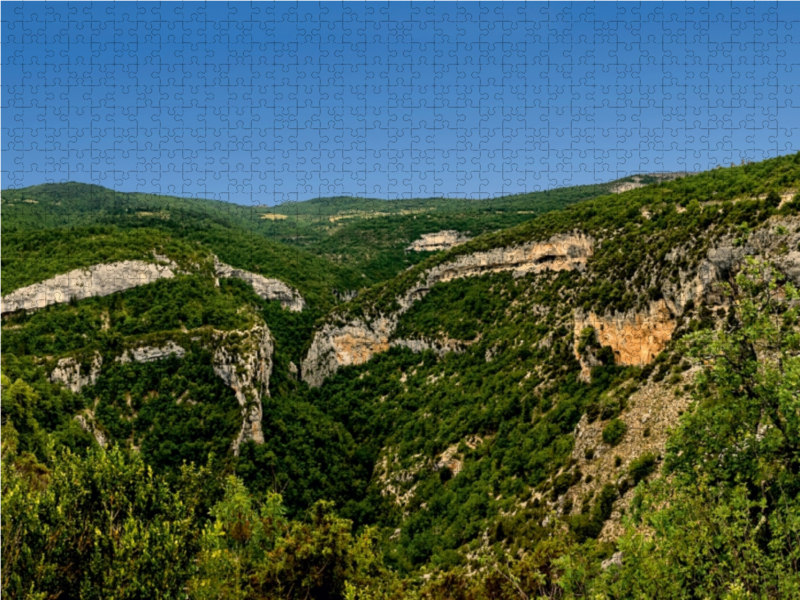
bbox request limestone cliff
[214,257,305,312]
[49,324,273,455]
[303,232,594,386]
[1,255,305,316]
[211,324,273,454]
[301,317,395,388]
[399,232,594,310]
[571,219,800,380]
[1,260,178,315]
[116,341,186,364]
[406,230,472,252]
[50,352,104,393]
[573,301,678,380]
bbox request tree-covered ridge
[3,276,259,357]
[337,151,800,318]
[1,227,214,294]
[299,264,641,571]
[2,176,619,290]
[0,223,364,320]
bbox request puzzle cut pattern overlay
[2,2,800,358]
[3,2,799,205]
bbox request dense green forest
[3,154,800,598]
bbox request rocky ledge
[303,233,594,386]
[50,352,104,394]
[399,232,594,310]
[406,230,472,252]
[1,260,178,315]
[211,324,273,454]
[214,257,305,312]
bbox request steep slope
[292,152,800,570]
[3,154,800,587]
[1,223,367,511]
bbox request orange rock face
[574,300,677,377]
[332,332,391,367]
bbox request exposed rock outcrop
[214,257,305,312]
[564,369,696,540]
[50,352,103,393]
[391,337,467,356]
[74,411,108,448]
[571,220,800,381]
[49,324,273,455]
[609,172,689,194]
[302,317,394,388]
[116,341,186,364]
[2,260,178,315]
[211,324,273,454]
[399,233,594,310]
[301,315,470,388]
[406,230,472,252]
[574,301,678,380]
[303,233,594,386]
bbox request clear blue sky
[2,2,799,205]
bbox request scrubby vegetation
[3,155,800,598]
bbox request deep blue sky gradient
[3,1,799,204]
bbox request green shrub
[628,453,658,485]
[602,419,628,446]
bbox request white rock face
[407,230,471,252]
[301,321,463,388]
[214,257,305,312]
[211,324,273,454]
[116,341,186,364]
[302,232,594,387]
[571,219,800,381]
[1,260,178,315]
[49,324,274,456]
[50,353,103,393]
[399,233,594,310]
[74,412,108,448]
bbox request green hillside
[3,154,800,598]
[2,178,618,287]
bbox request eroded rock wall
[211,324,273,454]
[50,352,104,394]
[49,324,273,455]
[573,300,678,379]
[214,257,305,312]
[302,317,395,388]
[400,232,594,309]
[116,341,186,364]
[303,233,594,386]
[406,230,472,252]
[2,260,178,315]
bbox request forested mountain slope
[3,154,800,598]
[1,175,645,287]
